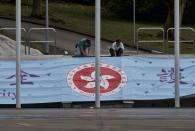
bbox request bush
[62,0,94,5]
[104,0,133,19]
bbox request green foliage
[103,0,133,19]
[103,0,167,22]
[136,0,161,12]
[62,0,94,5]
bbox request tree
[31,0,42,18]
[104,0,133,19]
[162,0,187,40]
[180,0,187,25]
[63,0,94,5]
[104,0,188,29]
[164,0,187,32]
[164,0,174,33]
[9,0,15,4]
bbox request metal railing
[136,27,165,54]
[0,28,27,54]
[28,28,57,55]
[167,27,195,54]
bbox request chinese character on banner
[6,70,40,86]
[157,68,188,84]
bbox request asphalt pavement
[0,18,138,55]
[0,108,195,131]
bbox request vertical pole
[16,0,21,109]
[95,0,101,108]
[174,0,180,108]
[45,0,49,54]
[133,0,136,45]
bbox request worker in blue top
[74,38,91,56]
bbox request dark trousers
[109,48,123,56]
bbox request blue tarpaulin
[0,56,195,104]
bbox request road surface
[0,18,139,55]
[0,109,195,131]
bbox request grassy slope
[0,2,194,54]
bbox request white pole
[16,0,21,109]
[95,0,101,108]
[174,0,180,108]
[133,0,136,45]
[45,0,49,54]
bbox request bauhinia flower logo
[67,63,127,96]
[81,71,115,89]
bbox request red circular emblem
[67,63,127,96]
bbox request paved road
[0,109,195,131]
[0,18,138,55]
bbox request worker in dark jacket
[74,38,91,56]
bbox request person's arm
[86,47,90,55]
[120,42,125,50]
[80,47,89,56]
[111,42,116,50]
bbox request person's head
[85,39,91,47]
[116,39,121,46]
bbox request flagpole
[45,0,49,54]
[133,0,136,45]
[16,0,21,109]
[174,0,180,108]
[95,0,101,108]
